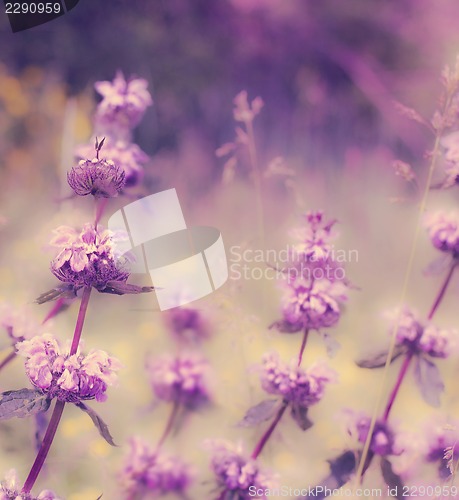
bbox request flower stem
[70,287,92,356]
[0,349,16,372]
[22,399,66,494]
[382,353,414,422]
[156,402,180,450]
[94,197,108,228]
[427,263,457,320]
[297,328,310,367]
[251,400,288,459]
[42,297,67,325]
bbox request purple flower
[94,71,152,136]
[260,352,336,406]
[440,132,459,188]
[281,277,348,330]
[16,334,122,404]
[233,90,264,124]
[388,306,458,358]
[425,211,459,255]
[147,352,210,409]
[67,157,125,198]
[208,440,277,499]
[76,139,148,188]
[0,469,60,500]
[164,307,211,344]
[49,224,130,290]
[0,303,43,343]
[421,419,459,478]
[120,437,192,499]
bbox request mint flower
[422,419,459,478]
[50,223,130,290]
[425,211,459,256]
[120,437,192,499]
[0,469,60,500]
[147,352,210,409]
[164,307,211,344]
[260,352,336,406]
[94,71,152,135]
[0,303,43,343]
[16,334,122,403]
[208,440,277,499]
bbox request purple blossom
[16,334,122,404]
[49,224,130,290]
[164,307,211,344]
[281,277,348,330]
[94,71,152,137]
[260,352,336,406]
[0,469,60,500]
[0,303,43,343]
[422,418,459,478]
[120,437,192,499]
[233,90,264,124]
[147,352,210,409]
[67,157,125,198]
[440,131,459,187]
[76,139,148,188]
[425,211,459,256]
[208,440,278,499]
[388,306,458,358]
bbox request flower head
[233,90,263,124]
[208,440,277,499]
[76,139,148,188]
[120,437,192,499]
[16,334,122,403]
[164,307,210,344]
[260,353,336,407]
[49,224,130,290]
[290,211,337,260]
[147,352,210,409]
[67,156,125,198]
[0,469,60,500]
[422,419,459,478]
[389,306,458,358]
[0,303,43,343]
[425,211,459,256]
[94,71,152,136]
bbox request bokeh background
[1,1,459,498]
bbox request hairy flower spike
[208,440,277,499]
[147,352,210,409]
[50,224,130,290]
[260,353,336,406]
[0,469,60,499]
[16,334,122,404]
[67,157,126,198]
[290,211,337,260]
[120,437,192,499]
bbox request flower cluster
[0,470,60,500]
[0,303,42,343]
[390,307,458,358]
[147,352,210,409]
[425,211,459,256]
[260,353,336,407]
[67,156,125,199]
[50,224,130,290]
[233,90,264,124]
[16,334,121,404]
[290,211,337,260]
[120,437,191,499]
[422,419,459,478]
[163,306,210,344]
[208,440,277,499]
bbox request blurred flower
[208,440,277,499]
[49,224,130,290]
[233,90,263,124]
[147,352,210,409]
[164,307,210,344]
[76,139,148,188]
[422,418,459,478]
[120,437,192,499]
[0,469,60,499]
[425,211,459,256]
[290,211,337,260]
[16,334,122,403]
[260,352,336,406]
[392,160,416,183]
[94,71,152,136]
[0,303,43,343]
[388,306,458,358]
[67,157,125,198]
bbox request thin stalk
[428,264,457,320]
[70,287,92,355]
[251,400,288,459]
[297,328,310,367]
[0,349,16,372]
[42,297,66,325]
[382,353,414,422]
[22,400,65,494]
[156,402,180,450]
[94,197,108,228]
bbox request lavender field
[2,1,459,499]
